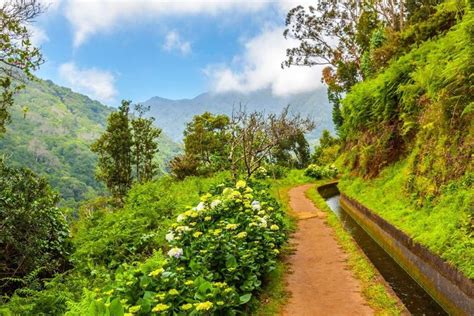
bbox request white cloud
[58,62,117,103]
[27,24,49,46]
[41,0,63,11]
[163,31,191,55]
[205,26,324,96]
[63,0,269,47]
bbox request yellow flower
[155,293,166,300]
[224,288,233,293]
[128,305,141,313]
[213,281,227,288]
[244,193,253,200]
[204,216,212,221]
[176,267,185,271]
[176,214,186,222]
[195,301,213,311]
[190,211,198,218]
[213,229,222,236]
[236,232,247,239]
[236,180,246,188]
[222,188,233,196]
[148,268,164,277]
[184,280,194,285]
[217,301,225,306]
[103,289,114,296]
[270,224,280,231]
[200,193,212,201]
[152,303,170,312]
[181,303,193,311]
[273,249,280,254]
[230,191,241,199]
[225,223,238,230]
[193,231,203,238]
[168,289,179,296]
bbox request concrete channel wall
[335,191,474,315]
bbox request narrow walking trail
[282,184,373,316]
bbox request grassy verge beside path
[306,182,404,315]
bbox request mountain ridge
[142,87,334,143]
[0,78,180,206]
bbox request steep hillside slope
[0,79,180,206]
[338,2,473,277]
[143,87,333,143]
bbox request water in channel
[324,193,447,316]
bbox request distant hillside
[143,88,333,143]
[0,79,180,206]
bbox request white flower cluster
[167,247,183,258]
[166,180,280,260]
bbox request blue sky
[31,0,323,106]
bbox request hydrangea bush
[75,180,287,315]
[304,164,338,180]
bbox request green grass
[338,160,474,279]
[305,182,404,315]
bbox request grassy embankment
[338,161,473,279]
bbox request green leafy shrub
[253,166,269,179]
[304,164,338,179]
[254,164,289,180]
[69,180,287,315]
[0,159,70,295]
[312,129,341,166]
[71,173,231,271]
[267,165,289,179]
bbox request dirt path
[282,184,373,316]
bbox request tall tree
[282,1,367,133]
[312,129,340,165]
[91,100,133,199]
[131,104,161,183]
[282,1,417,132]
[170,112,230,178]
[272,130,311,169]
[229,106,314,178]
[1,0,44,133]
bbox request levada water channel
[320,185,447,315]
